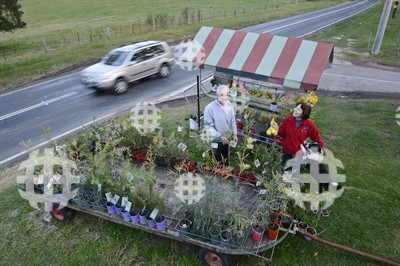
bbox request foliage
[0,0,26,32]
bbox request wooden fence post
[106,27,111,39]
[42,37,48,53]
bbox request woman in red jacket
[271,102,324,167]
[271,102,336,215]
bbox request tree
[0,0,26,32]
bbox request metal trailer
[50,199,296,266]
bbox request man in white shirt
[204,85,238,164]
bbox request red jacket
[278,116,324,156]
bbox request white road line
[0,91,79,121]
[323,73,400,85]
[0,112,117,166]
[297,1,379,38]
[0,72,80,97]
[263,1,366,34]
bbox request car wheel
[114,78,128,94]
[158,64,170,78]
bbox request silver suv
[81,41,174,94]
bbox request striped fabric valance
[183,26,334,91]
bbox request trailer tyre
[199,248,229,266]
[50,203,70,222]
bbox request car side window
[131,50,146,63]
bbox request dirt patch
[25,209,59,237]
[0,165,20,193]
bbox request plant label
[229,140,237,148]
[262,169,267,174]
[211,142,218,149]
[256,181,261,186]
[149,208,159,220]
[177,126,183,132]
[178,143,187,151]
[97,183,102,192]
[254,159,261,168]
[105,192,113,202]
[121,197,129,207]
[259,189,267,195]
[38,174,44,184]
[47,178,54,189]
[111,194,120,205]
[53,173,61,181]
[124,201,132,212]
[126,173,134,182]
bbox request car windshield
[102,51,128,66]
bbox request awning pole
[197,75,201,129]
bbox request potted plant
[187,113,202,131]
[130,208,141,224]
[267,222,279,240]
[209,224,221,244]
[210,78,219,92]
[269,87,285,112]
[155,214,167,231]
[251,224,265,241]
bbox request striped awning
[183,26,334,91]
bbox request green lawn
[1,96,399,265]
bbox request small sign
[38,174,44,184]
[256,181,261,186]
[124,201,132,212]
[121,197,129,207]
[177,126,183,132]
[178,143,187,151]
[254,159,261,168]
[47,178,54,189]
[211,142,218,149]
[229,140,237,148]
[53,173,61,182]
[97,183,102,192]
[111,194,120,205]
[105,192,113,202]
[259,189,267,195]
[126,173,134,182]
[149,208,159,220]
[262,169,267,174]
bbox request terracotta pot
[267,223,279,240]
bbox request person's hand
[220,136,229,144]
[270,121,279,131]
[233,134,238,143]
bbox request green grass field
[1,96,399,265]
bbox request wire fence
[1,0,313,60]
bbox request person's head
[216,85,229,105]
[293,102,312,119]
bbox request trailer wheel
[199,248,229,266]
[50,203,70,222]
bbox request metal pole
[371,0,393,55]
[197,75,201,129]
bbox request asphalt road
[1,0,398,167]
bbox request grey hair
[216,85,229,95]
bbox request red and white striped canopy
[186,26,334,91]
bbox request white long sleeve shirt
[204,100,237,142]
